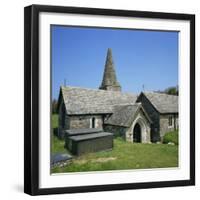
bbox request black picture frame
[24,4,195,196]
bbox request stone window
[168,116,173,127]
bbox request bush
[163,131,178,145]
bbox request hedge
[163,130,178,145]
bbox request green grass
[163,130,178,145]
[51,114,178,173]
[51,114,66,154]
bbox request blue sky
[51,25,178,100]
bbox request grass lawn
[51,114,178,173]
[51,114,65,154]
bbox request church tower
[99,48,121,92]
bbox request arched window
[92,117,95,128]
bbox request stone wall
[160,114,178,138]
[137,94,160,142]
[69,115,103,129]
[103,85,121,91]
[58,100,70,138]
[58,99,103,138]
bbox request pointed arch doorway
[133,123,141,143]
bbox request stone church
[57,48,178,144]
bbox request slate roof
[59,86,137,115]
[142,92,178,113]
[104,103,152,127]
[104,104,139,127]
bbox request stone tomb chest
[65,128,113,156]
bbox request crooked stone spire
[99,48,121,92]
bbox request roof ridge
[141,91,178,114]
[61,85,137,96]
[143,91,178,97]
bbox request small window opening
[92,117,95,128]
[168,116,173,127]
